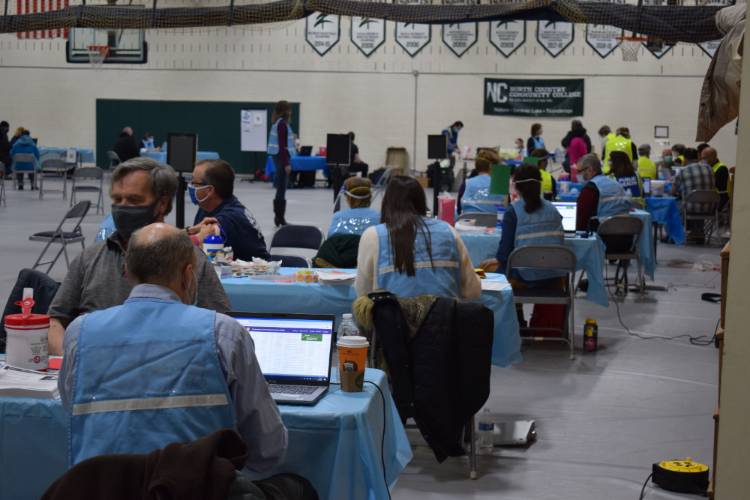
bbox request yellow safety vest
[540,169,553,194]
[712,161,728,194]
[603,135,633,174]
[637,157,657,179]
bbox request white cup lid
[337,335,369,348]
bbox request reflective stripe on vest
[589,175,631,219]
[70,298,235,466]
[375,219,461,298]
[267,118,296,156]
[462,175,504,213]
[712,162,728,194]
[512,199,564,281]
[540,169,553,194]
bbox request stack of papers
[0,363,59,399]
[316,270,357,286]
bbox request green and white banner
[484,78,584,117]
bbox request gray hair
[126,228,195,285]
[111,157,178,214]
[577,153,602,174]
[638,144,651,156]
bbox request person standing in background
[442,120,464,168]
[598,125,615,157]
[267,100,295,227]
[561,119,591,178]
[112,126,140,163]
[0,121,10,178]
[637,144,657,180]
[529,148,557,201]
[347,132,369,179]
[526,123,545,157]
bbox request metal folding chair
[456,211,497,228]
[269,254,310,268]
[39,158,74,200]
[30,201,90,274]
[682,190,720,244]
[597,215,644,296]
[507,245,577,359]
[107,150,121,170]
[70,167,105,214]
[270,225,325,260]
[11,153,38,190]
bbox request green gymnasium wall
[95,99,300,174]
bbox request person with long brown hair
[355,176,480,299]
[267,100,296,226]
[609,150,644,208]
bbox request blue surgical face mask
[188,184,210,205]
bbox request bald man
[112,125,140,162]
[59,223,287,472]
[700,147,729,211]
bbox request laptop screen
[231,314,334,383]
[553,202,577,232]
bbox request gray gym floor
[0,175,721,500]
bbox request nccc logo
[486,81,508,104]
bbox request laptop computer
[552,201,577,233]
[229,312,334,405]
[299,145,313,157]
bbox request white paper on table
[481,280,511,291]
[316,270,357,283]
[0,363,59,399]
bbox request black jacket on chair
[371,294,493,462]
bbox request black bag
[297,171,316,188]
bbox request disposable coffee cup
[337,336,369,392]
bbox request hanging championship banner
[585,24,623,58]
[484,78,584,117]
[536,21,574,57]
[489,20,526,57]
[442,23,478,57]
[351,17,386,57]
[395,0,431,57]
[644,39,672,59]
[305,12,341,56]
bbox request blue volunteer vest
[267,118,296,157]
[328,207,380,237]
[531,136,545,151]
[512,199,565,281]
[70,297,235,466]
[588,174,631,219]
[462,175,505,214]
[376,218,461,298]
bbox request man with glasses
[575,154,630,232]
[187,159,270,261]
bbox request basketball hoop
[86,45,109,69]
[617,35,648,62]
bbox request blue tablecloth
[265,156,330,178]
[142,151,220,163]
[458,231,609,307]
[645,196,685,245]
[222,268,521,367]
[0,369,410,500]
[39,147,95,163]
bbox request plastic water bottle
[477,408,495,454]
[338,314,359,337]
[496,206,506,229]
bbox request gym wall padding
[96,99,300,174]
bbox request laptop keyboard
[270,384,319,395]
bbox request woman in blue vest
[355,176,481,300]
[328,176,380,237]
[609,151,644,208]
[267,100,296,226]
[460,149,504,214]
[526,123,545,158]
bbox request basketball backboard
[66,8,147,64]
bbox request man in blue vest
[59,223,288,473]
[575,154,630,232]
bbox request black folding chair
[597,215,644,296]
[70,167,104,214]
[682,190,720,244]
[107,150,121,170]
[270,254,310,268]
[30,201,90,274]
[270,225,325,260]
[39,158,75,200]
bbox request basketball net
[618,35,648,62]
[87,45,109,69]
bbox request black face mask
[111,204,158,240]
